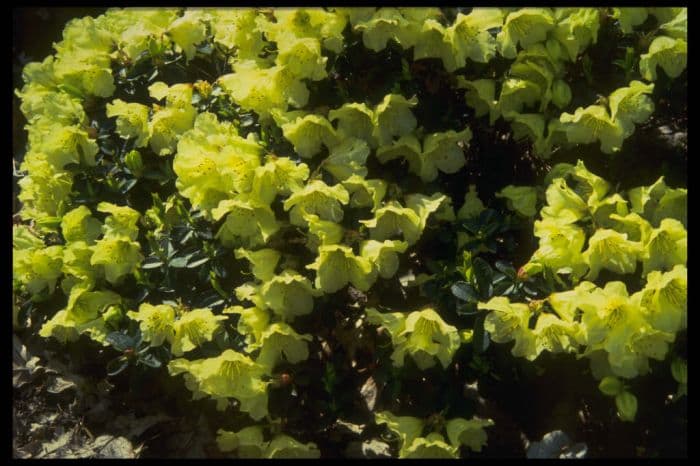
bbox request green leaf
[451,281,479,303]
[141,256,164,270]
[472,315,491,354]
[472,257,494,298]
[169,256,189,268]
[138,353,162,368]
[105,331,138,352]
[107,356,130,377]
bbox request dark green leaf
[492,280,513,296]
[105,332,137,352]
[479,208,498,225]
[461,218,480,234]
[180,229,195,244]
[456,302,479,316]
[165,240,176,259]
[484,239,498,253]
[420,279,439,298]
[451,281,479,303]
[322,363,337,394]
[186,255,210,268]
[198,291,225,308]
[63,163,82,173]
[141,256,164,270]
[211,262,228,278]
[472,257,493,297]
[119,178,138,194]
[196,229,213,240]
[472,316,490,353]
[138,353,162,369]
[106,357,130,377]
[495,260,516,278]
[482,221,500,237]
[147,68,159,83]
[142,168,169,182]
[168,256,189,268]
[214,329,231,350]
[523,285,539,297]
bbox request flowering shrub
[13,7,686,458]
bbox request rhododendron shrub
[13,7,686,458]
